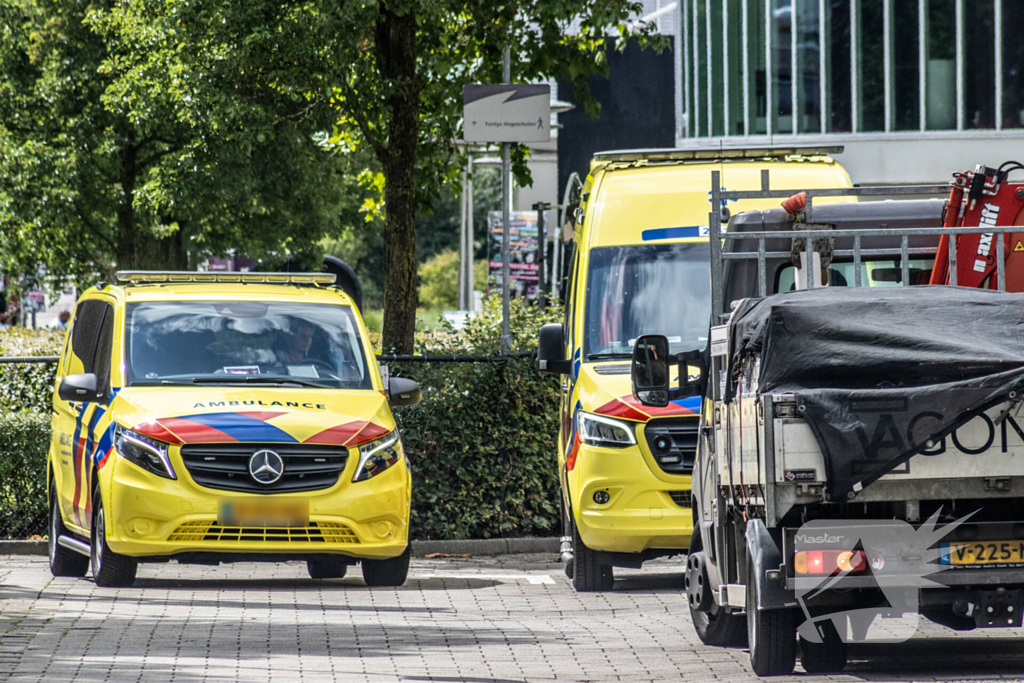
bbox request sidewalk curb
[1,538,561,558]
[0,540,46,555]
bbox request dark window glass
[796,0,821,133]
[584,243,711,360]
[829,0,852,132]
[124,301,372,389]
[93,309,114,394]
[964,0,996,129]
[859,1,885,131]
[773,0,794,133]
[1002,1,1024,128]
[926,0,957,129]
[70,300,110,374]
[894,0,921,131]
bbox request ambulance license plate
[941,540,1024,566]
[218,498,309,527]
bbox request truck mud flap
[746,518,797,610]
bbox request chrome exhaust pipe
[559,535,573,564]
[58,535,91,557]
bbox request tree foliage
[0,0,358,288]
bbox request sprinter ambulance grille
[180,443,348,493]
[644,419,698,474]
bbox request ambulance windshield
[124,301,372,389]
[584,242,711,361]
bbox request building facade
[675,0,1024,183]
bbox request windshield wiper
[587,353,633,361]
[189,376,327,389]
[130,381,196,387]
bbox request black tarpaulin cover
[727,287,1024,499]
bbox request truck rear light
[793,550,868,575]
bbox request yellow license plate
[941,540,1024,566]
[218,498,309,527]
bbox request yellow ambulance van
[536,147,853,591]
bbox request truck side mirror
[58,373,104,403]
[536,323,571,375]
[632,335,670,407]
[677,355,707,397]
[388,377,421,406]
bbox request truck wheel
[48,481,88,578]
[571,519,613,592]
[746,558,796,676]
[91,485,137,588]
[362,546,410,586]
[307,558,348,579]
[688,534,746,647]
[800,618,847,674]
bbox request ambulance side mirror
[58,373,105,403]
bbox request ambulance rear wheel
[571,519,613,592]
[48,480,88,578]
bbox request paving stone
[3,555,1024,682]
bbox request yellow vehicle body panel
[561,154,853,556]
[50,283,409,561]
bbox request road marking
[411,573,555,585]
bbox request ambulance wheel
[307,558,348,579]
[688,534,745,647]
[800,618,848,674]
[48,480,88,578]
[746,558,796,676]
[91,485,137,588]
[571,519,613,592]
[362,546,410,587]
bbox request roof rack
[592,145,844,165]
[114,271,337,286]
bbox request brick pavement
[3,554,1024,682]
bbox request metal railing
[706,169,1015,320]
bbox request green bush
[0,302,562,541]
[0,328,62,414]
[0,412,51,539]
[418,249,488,310]
[395,298,563,540]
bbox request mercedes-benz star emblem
[248,449,284,485]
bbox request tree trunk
[377,5,420,354]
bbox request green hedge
[0,301,561,540]
[0,412,51,539]
[0,328,62,414]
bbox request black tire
[48,481,88,578]
[688,534,746,647]
[362,545,410,587]
[800,617,848,674]
[91,485,137,588]
[571,518,613,592]
[307,558,349,579]
[746,558,796,676]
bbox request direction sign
[463,84,551,143]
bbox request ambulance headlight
[353,430,402,482]
[114,425,176,480]
[577,412,636,448]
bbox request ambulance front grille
[179,443,348,493]
[644,418,698,474]
[167,521,360,544]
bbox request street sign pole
[500,46,512,354]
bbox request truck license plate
[941,541,1024,566]
[218,499,309,527]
